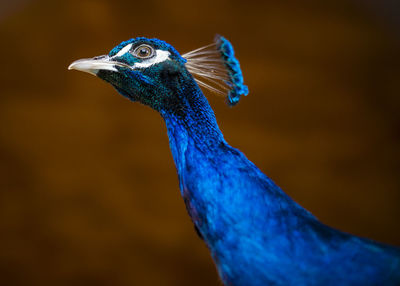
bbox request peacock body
[69,36,400,286]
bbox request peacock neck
[159,78,318,259]
[160,79,225,173]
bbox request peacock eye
[133,44,154,59]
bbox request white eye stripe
[133,50,170,68]
[112,45,170,69]
[114,43,133,58]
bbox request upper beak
[68,55,131,76]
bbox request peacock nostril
[93,55,107,60]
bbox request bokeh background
[0,0,399,285]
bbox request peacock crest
[182,35,249,106]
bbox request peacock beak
[68,55,131,76]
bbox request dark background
[0,0,399,285]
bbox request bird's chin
[96,70,125,88]
[96,69,119,81]
[112,85,139,102]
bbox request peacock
[68,36,400,286]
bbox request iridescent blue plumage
[69,36,400,286]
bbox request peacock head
[69,36,248,111]
[69,37,189,111]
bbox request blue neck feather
[160,72,313,219]
[158,75,400,286]
[159,75,317,282]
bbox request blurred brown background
[0,0,399,285]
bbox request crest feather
[182,35,249,106]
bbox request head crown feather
[182,35,249,106]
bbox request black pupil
[139,47,149,56]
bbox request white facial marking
[133,50,170,68]
[114,43,133,58]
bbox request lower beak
[68,55,130,76]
